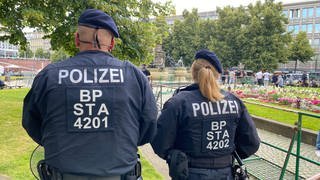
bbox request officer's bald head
[75,25,114,51]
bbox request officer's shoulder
[173,84,198,96]
[222,90,240,100]
[223,90,244,105]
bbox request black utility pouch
[167,150,189,180]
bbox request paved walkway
[140,128,320,180]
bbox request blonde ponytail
[191,59,224,101]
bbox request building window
[288,25,294,32]
[307,24,313,33]
[282,10,288,17]
[302,8,307,18]
[294,25,299,34]
[301,24,307,32]
[289,9,300,19]
[315,24,320,33]
[316,7,320,17]
[307,7,314,17]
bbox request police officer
[22,9,157,179]
[141,64,151,82]
[151,49,260,180]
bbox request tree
[50,47,70,62]
[18,46,34,58]
[163,9,210,66]
[0,0,174,64]
[153,16,170,45]
[208,6,249,69]
[35,48,50,59]
[241,0,291,71]
[288,31,315,73]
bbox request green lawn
[245,102,320,131]
[0,89,163,179]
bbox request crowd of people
[219,69,319,88]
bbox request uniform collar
[76,50,114,57]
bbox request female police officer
[151,49,260,180]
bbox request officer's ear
[108,37,115,52]
[75,32,80,48]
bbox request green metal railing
[243,100,320,180]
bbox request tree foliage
[241,0,291,71]
[18,46,34,58]
[50,47,70,62]
[0,0,174,64]
[164,0,294,71]
[35,48,50,59]
[288,31,315,72]
[163,9,215,66]
[209,6,249,69]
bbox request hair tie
[205,66,211,69]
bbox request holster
[166,150,189,180]
[122,156,142,180]
[37,160,62,180]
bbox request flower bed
[231,85,320,113]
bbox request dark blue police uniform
[151,50,260,180]
[22,9,157,178]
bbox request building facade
[0,29,51,59]
[25,31,51,53]
[282,0,320,72]
[0,40,19,58]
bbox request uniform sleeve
[138,72,158,146]
[235,100,260,159]
[151,99,179,159]
[22,75,45,145]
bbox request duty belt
[37,160,141,180]
[188,155,233,169]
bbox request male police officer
[22,9,157,179]
[152,49,260,179]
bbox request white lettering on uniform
[206,120,230,151]
[228,101,236,113]
[72,89,109,130]
[58,68,124,84]
[80,90,91,102]
[73,103,83,115]
[110,68,120,82]
[83,68,93,83]
[221,100,229,114]
[209,102,217,115]
[211,121,226,131]
[99,69,109,83]
[98,103,109,115]
[85,103,95,115]
[201,102,210,116]
[80,90,102,102]
[59,70,69,84]
[192,103,200,117]
[216,102,221,114]
[234,101,239,114]
[70,69,82,83]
